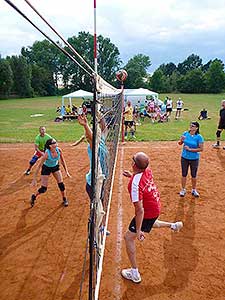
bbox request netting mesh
[91,87,123,299]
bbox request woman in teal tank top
[31,139,71,207]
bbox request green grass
[0,93,224,142]
[136,93,224,141]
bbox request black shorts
[181,157,199,178]
[124,121,134,127]
[176,108,182,111]
[218,123,225,130]
[41,164,60,175]
[129,216,158,233]
[166,108,172,112]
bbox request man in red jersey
[121,152,183,283]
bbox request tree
[178,69,206,93]
[21,40,60,94]
[8,55,33,97]
[158,62,177,76]
[31,65,55,96]
[124,54,151,88]
[62,31,121,91]
[205,60,225,93]
[0,58,13,97]
[177,54,202,75]
[149,69,167,93]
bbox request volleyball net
[4,1,124,299]
[89,77,123,300]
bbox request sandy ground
[0,142,224,300]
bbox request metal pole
[89,1,98,299]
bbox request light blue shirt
[181,131,204,160]
[86,138,109,186]
[44,148,60,167]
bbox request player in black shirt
[213,100,225,149]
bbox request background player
[25,126,52,175]
[212,100,225,149]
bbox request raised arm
[59,148,71,177]
[78,115,93,148]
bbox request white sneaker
[121,268,141,283]
[179,188,186,197]
[212,143,220,149]
[192,190,199,197]
[171,221,183,232]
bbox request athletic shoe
[30,194,36,207]
[25,170,31,175]
[212,143,220,149]
[132,135,136,139]
[121,268,141,283]
[192,190,200,197]
[179,188,186,197]
[125,136,128,140]
[63,198,69,207]
[171,221,183,232]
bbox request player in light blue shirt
[178,122,204,198]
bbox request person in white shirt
[166,98,173,117]
[175,98,184,119]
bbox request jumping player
[121,152,183,283]
[25,126,52,175]
[30,138,71,207]
[212,100,225,149]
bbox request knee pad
[216,130,221,138]
[29,155,38,166]
[58,182,65,191]
[38,186,47,194]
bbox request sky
[0,0,225,72]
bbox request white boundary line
[113,146,124,299]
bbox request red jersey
[128,168,161,218]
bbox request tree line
[0,31,224,98]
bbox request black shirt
[219,108,225,124]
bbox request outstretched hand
[78,115,87,126]
[123,170,132,178]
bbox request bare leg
[35,175,49,198]
[181,176,187,189]
[124,231,137,268]
[191,177,197,190]
[154,219,183,231]
[53,170,66,199]
[153,220,173,228]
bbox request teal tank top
[44,148,60,167]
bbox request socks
[132,268,139,277]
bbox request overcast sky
[1,0,225,72]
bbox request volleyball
[116,69,128,82]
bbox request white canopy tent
[61,89,93,115]
[124,88,161,106]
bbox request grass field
[0,93,224,142]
